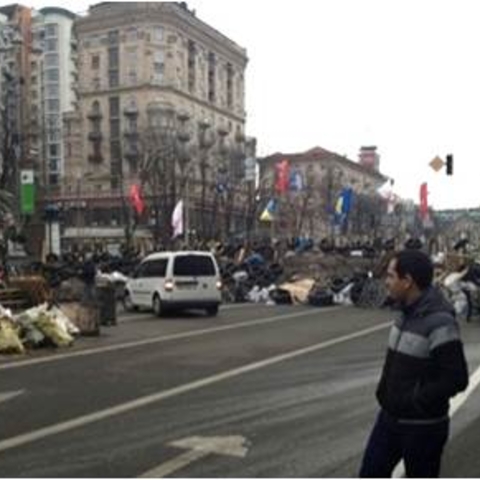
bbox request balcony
[123,130,139,141]
[88,152,103,164]
[87,111,102,120]
[88,131,103,142]
[123,105,139,117]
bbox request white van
[123,251,222,316]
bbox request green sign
[20,170,35,214]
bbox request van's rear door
[171,254,219,302]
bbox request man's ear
[403,274,415,290]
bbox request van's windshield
[173,255,216,276]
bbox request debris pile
[0,303,79,355]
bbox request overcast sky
[23,0,480,210]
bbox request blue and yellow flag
[334,188,353,225]
[260,199,277,222]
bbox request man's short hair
[393,249,433,290]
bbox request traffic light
[446,154,453,175]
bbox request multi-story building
[31,7,78,190]
[53,1,249,251]
[259,146,388,239]
[0,4,39,189]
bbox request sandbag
[0,318,25,355]
[35,312,74,347]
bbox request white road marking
[118,303,258,323]
[0,321,390,454]
[393,364,480,478]
[139,435,248,478]
[0,308,339,371]
[0,390,24,405]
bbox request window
[109,97,120,118]
[49,144,60,157]
[128,71,137,85]
[153,51,165,83]
[91,55,100,69]
[125,27,138,42]
[153,26,164,42]
[45,24,58,37]
[90,101,102,134]
[109,71,119,88]
[49,159,59,171]
[208,52,216,103]
[144,259,168,277]
[46,69,59,82]
[110,120,120,139]
[48,173,59,185]
[45,38,58,52]
[45,53,59,67]
[47,99,60,112]
[48,130,61,143]
[108,48,119,68]
[110,160,122,179]
[133,263,148,278]
[226,63,234,109]
[110,140,121,159]
[188,39,196,93]
[173,255,216,276]
[108,30,119,45]
[46,84,59,98]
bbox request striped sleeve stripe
[429,324,460,351]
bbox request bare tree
[135,105,192,247]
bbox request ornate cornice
[75,3,248,67]
[79,83,246,123]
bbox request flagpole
[270,197,276,241]
[185,177,190,249]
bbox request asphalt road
[0,304,480,477]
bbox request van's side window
[173,255,215,276]
[143,259,168,277]
[134,263,148,278]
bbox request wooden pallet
[0,288,31,311]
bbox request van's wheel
[206,305,219,317]
[153,294,163,317]
[123,292,138,312]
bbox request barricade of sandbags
[0,302,81,355]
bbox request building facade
[259,146,388,239]
[0,5,40,192]
[56,1,249,250]
[31,7,78,190]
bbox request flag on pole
[419,182,429,220]
[289,169,304,192]
[334,188,353,225]
[259,199,277,222]
[171,200,184,238]
[275,160,290,194]
[129,184,145,215]
[377,179,396,214]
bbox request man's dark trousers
[359,410,449,478]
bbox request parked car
[123,251,222,316]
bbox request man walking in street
[359,249,469,478]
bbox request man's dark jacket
[376,286,469,422]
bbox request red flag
[129,184,145,215]
[419,182,428,220]
[275,159,290,194]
